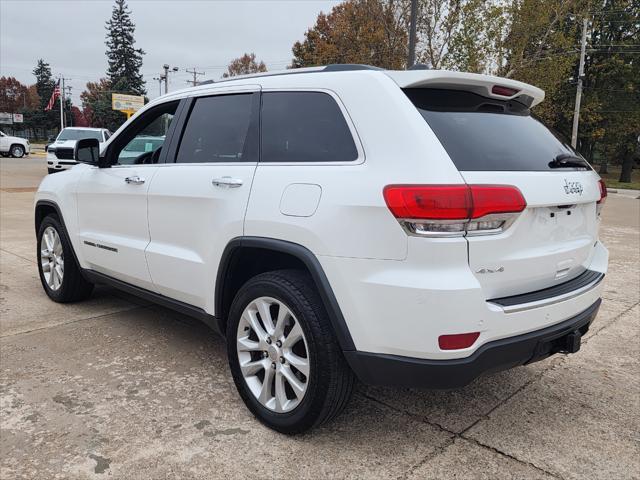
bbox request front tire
[37,214,94,302]
[10,145,25,158]
[227,270,354,434]
[47,168,56,174]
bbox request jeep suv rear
[34,65,608,433]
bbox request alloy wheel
[236,296,310,413]
[40,226,64,290]
[11,146,24,158]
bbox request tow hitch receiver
[562,331,582,354]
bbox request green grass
[597,165,640,190]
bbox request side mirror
[74,138,100,165]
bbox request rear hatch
[402,86,604,299]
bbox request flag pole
[59,77,64,131]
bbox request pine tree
[105,0,146,96]
[32,58,59,130]
[32,59,55,111]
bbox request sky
[0,0,339,104]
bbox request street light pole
[162,64,179,94]
[407,0,419,68]
[163,64,169,94]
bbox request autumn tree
[80,78,121,130]
[223,53,267,78]
[291,0,409,69]
[502,0,639,182]
[0,77,38,113]
[578,0,639,182]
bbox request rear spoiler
[385,70,545,107]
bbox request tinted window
[176,94,255,163]
[261,92,358,163]
[404,89,583,171]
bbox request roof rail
[323,64,384,72]
[183,64,383,88]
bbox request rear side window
[404,89,580,171]
[176,93,256,163]
[261,92,358,163]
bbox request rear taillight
[383,184,526,237]
[596,179,607,215]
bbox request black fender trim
[35,200,87,280]
[35,199,65,234]
[83,270,221,334]
[216,237,356,351]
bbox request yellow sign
[112,93,145,118]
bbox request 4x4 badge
[563,179,583,195]
[476,267,504,274]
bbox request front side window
[175,93,256,163]
[113,102,177,165]
[261,92,358,163]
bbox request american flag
[45,80,60,111]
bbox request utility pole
[186,67,204,87]
[407,0,419,68]
[153,76,164,97]
[571,17,588,149]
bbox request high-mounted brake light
[383,185,526,237]
[438,332,480,350]
[491,85,519,97]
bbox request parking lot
[1,156,638,479]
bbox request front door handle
[125,175,145,185]
[212,176,243,188]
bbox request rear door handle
[212,176,243,188]
[125,175,145,185]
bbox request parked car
[46,127,111,174]
[0,130,30,158]
[34,65,608,434]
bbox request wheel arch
[35,200,64,234]
[215,237,356,351]
[35,200,85,274]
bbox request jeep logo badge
[563,179,583,195]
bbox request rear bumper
[345,299,600,389]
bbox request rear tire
[37,214,94,302]
[227,269,354,434]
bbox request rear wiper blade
[549,153,591,169]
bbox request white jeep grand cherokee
[34,65,609,433]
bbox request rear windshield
[404,88,582,171]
